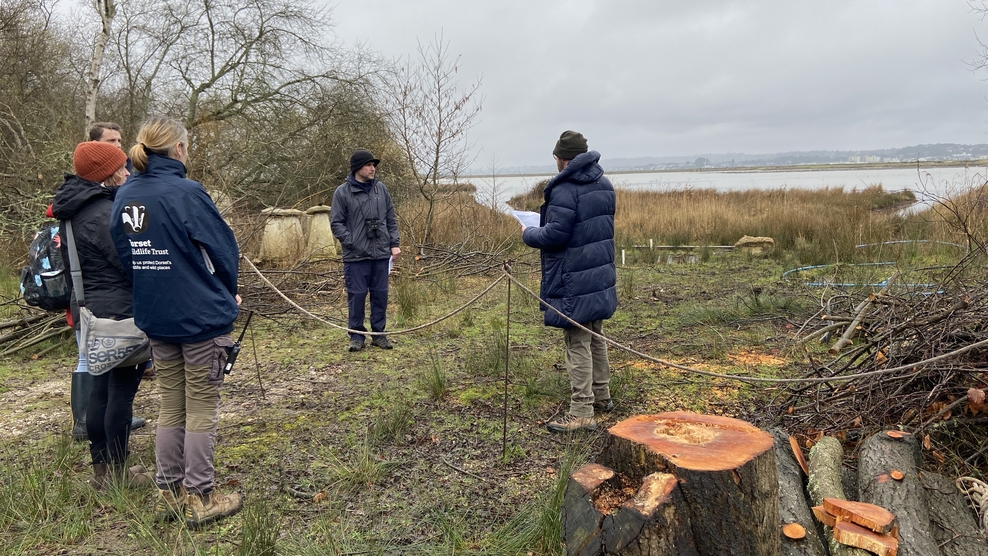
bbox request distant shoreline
[464,159,988,179]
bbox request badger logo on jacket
[121,202,147,234]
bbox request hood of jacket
[545,150,604,197]
[51,174,114,220]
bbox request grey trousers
[150,335,232,495]
[563,319,611,418]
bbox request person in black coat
[522,131,618,433]
[52,141,152,489]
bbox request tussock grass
[239,483,281,556]
[371,401,414,444]
[416,350,448,401]
[321,437,397,493]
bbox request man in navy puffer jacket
[522,131,618,433]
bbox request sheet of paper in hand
[511,210,541,228]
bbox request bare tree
[83,0,115,135]
[382,34,483,250]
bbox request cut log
[812,506,837,527]
[601,412,780,556]
[832,521,899,556]
[600,472,698,556]
[562,463,614,556]
[920,471,988,556]
[771,429,828,556]
[823,498,897,535]
[783,523,807,540]
[807,436,871,556]
[858,432,939,556]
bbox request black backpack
[20,222,71,311]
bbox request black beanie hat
[350,149,380,174]
[552,130,588,160]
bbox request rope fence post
[502,261,512,459]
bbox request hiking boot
[112,464,154,489]
[90,463,109,491]
[593,399,615,412]
[370,336,393,349]
[546,414,597,433]
[348,338,364,352]
[155,485,188,522]
[185,488,243,528]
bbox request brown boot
[111,464,154,489]
[90,463,109,491]
[154,485,188,522]
[185,488,243,528]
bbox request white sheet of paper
[388,255,394,275]
[511,210,541,228]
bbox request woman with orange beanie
[51,141,152,489]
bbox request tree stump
[562,463,615,556]
[600,472,698,556]
[598,412,780,556]
[920,471,988,556]
[562,464,697,556]
[858,432,939,556]
[771,430,828,556]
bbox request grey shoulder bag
[64,220,151,375]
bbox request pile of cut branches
[770,251,988,468]
[0,309,71,358]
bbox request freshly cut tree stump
[562,464,616,556]
[806,436,870,556]
[771,430,828,556]
[920,471,988,556]
[600,412,780,556]
[562,464,698,556]
[600,472,698,556]
[858,432,939,556]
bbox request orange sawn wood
[811,506,837,527]
[889,470,904,481]
[789,436,809,476]
[782,522,806,540]
[886,430,910,440]
[833,521,898,556]
[823,498,896,535]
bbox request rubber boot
[70,372,93,442]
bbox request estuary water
[469,165,988,208]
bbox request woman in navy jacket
[110,117,242,527]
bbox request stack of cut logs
[562,412,987,556]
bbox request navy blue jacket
[109,154,239,343]
[330,175,399,262]
[522,151,617,328]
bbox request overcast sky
[329,1,988,168]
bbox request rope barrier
[241,256,505,337]
[502,274,988,386]
[244,256,988,387]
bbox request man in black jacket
[330,150,401,352]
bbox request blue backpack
[20,222,71,311]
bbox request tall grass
[613,186,923,263]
